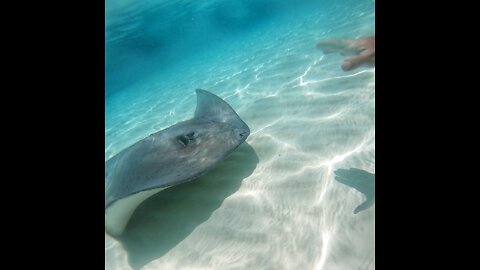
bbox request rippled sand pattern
[106,1,375,269]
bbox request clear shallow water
[106,0,375,269]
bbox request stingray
[105,89,250,236]
[334,168,375,214]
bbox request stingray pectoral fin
[105,187,166,236]
[194,89,250,133]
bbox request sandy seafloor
[105,0,375,269]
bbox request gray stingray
[105,89,250,236]
[334,168,375,214]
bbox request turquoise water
[106,0,375,269]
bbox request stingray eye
[177,135,190,147]
[177,132,196,147]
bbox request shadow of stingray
[334,168,375,214]
[117,142,259,270]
